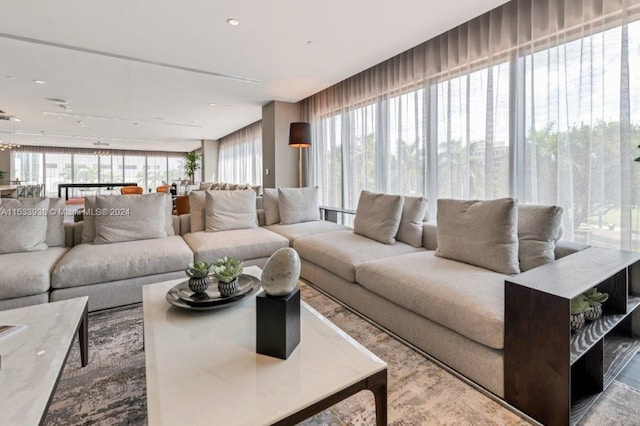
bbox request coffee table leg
[368,369,387,426]
[79,303,89,367]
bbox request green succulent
[571,295,591,315]
[214,257,243,283]
[582,288,609,306]
[185,262,213,279]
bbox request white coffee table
[143,266,388,425]
[0,297,89,426]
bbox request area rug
[44,283,640,425]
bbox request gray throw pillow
[0,197,49,254]
[263,188,280,225]
[396,196,428,247]
[188,190,207,233]
[278,187,321,224]
[205,190,257,232]
[46,198,66,247]
[93,194,168,244]
[435,198,520,275]
[353,191,404,245]
[518,205,563,272]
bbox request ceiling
[0,0,508,152]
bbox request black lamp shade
[289,122,311,148]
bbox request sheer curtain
[218,121,262,185]
[303,0,640,250]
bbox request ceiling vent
[47,98,68,105]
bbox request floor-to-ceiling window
[12,147,186,196]
[305,0,640,250]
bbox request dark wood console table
[57,182,138,200]
[505,247,640,425]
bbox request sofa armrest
[320,206,356,223]
[422,221,437,250]
[71,221,84,246]
[172,215,180,235]
[64,222,75,247]
[554,240,590,260]
[179,214,191,235]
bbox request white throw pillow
[396,196,428,248]
[205,190,257,232]
[277,187,321,224]
[263,188,280,225]
[0,197,49,254]
[435,198,520,275]
[93,194,168,244]
[518,205,563,272]
[353,191,404,245]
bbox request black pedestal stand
[256,288,301,360]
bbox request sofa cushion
[205,190,257,232]
[353,191,404,244]
[294,230,423,282]
[93,194,168,244]
[0,197,49,255]
[51,236,193,289]
[518,205,563,271]
[46,198,66,247]
[0,247,69,299]
[356,251,506,349]
[263,188,280,225]
[183,228,289,263]
[435,198,520,275]
[278,187,321,224]
[188,190,207,233]
[265,220,351,244]
[396,196,428,247]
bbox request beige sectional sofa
[294,195,588,398]
[0,188,590,402]
[0,189,347,312]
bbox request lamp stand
[298,147,303,188]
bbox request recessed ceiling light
[306,40,315,45]
[32,79,46,84]
[6,76,15,80]
[209,103,216,107]
[227,18,240,26]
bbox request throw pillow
[263,188,280,225]
[199,182,213,190]
[435,198,520,275]
[353,191,404,244]
[205,190,257,232]
[0,197,49,254]
[278,187,321,224]
[188,190,207,233]
[46,198,66,247]
[396,196,428,247]
[93,194,167,244]
[518,205,563,271]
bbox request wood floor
[619,352,640,391]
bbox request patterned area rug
[44,283,640,425]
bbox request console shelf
[505,247,640,426]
